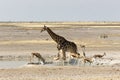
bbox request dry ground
[0,65,120,80]
[0,22,120,80]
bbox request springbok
[93,52,106,58]
[30,52,45,65]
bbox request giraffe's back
[60,40,78,53]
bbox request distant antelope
[79,45,94,66]
[81,56,95,66]
[80,44,86,49]
[31,52,45,65]
[93,52,106,58]
[80,44,86,57]
[79,49,95,66]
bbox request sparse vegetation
[100,34,108,39]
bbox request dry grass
[0,22,120,28]
[0,40,54,45]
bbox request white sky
[0,0,120,21]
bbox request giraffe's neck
[46,27,66,43]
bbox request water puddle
[0,61,28,69]
[0,56,120,69]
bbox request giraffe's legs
[54,51,60,60]
[61,50,66,60]
[54,44,61,60]
[54,49,66,60]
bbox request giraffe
[41,25,80,60]
[31,52,45,64]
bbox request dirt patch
[0,65,120,80]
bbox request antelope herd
[29,49,107,66]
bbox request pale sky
[0,0,120,21]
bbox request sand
[0,65,120,80]
[0,22,120,80]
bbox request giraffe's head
[41,25,47,32]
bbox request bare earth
[0,22,120,80]
[0,65,120,80]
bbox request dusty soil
[0,22,120,80]
[0,65,120,80]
